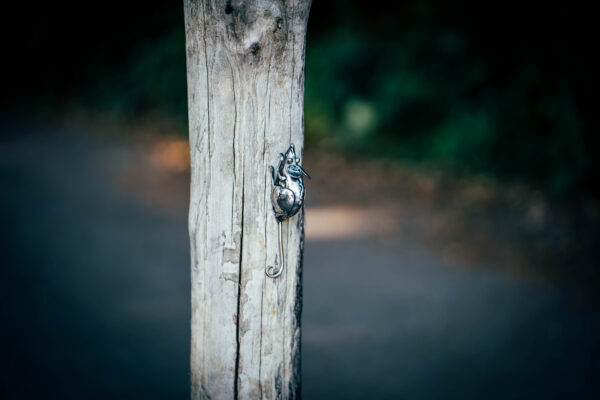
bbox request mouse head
[278,144,310,180]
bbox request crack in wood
[234,174,245,399]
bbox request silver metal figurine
[265,144,310,278]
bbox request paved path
[1,127,598,399]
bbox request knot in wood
[223,0,287,56]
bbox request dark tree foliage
[306,1,599,198]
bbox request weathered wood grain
[184,1,311,398]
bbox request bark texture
[184,1,311,399]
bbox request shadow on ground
[1,122,599,399]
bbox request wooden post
[184,1,311,399]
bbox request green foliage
[429,111,495,172]
[304,27,591,197]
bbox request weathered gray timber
[184,1,311,399]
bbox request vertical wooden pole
[184,1,311,398]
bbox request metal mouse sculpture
[266,144,310,278]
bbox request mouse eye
[295,158,300,163]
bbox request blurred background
[1,0,599,399]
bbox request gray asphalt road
[1,126,599,399]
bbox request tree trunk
[184,1,311,399]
